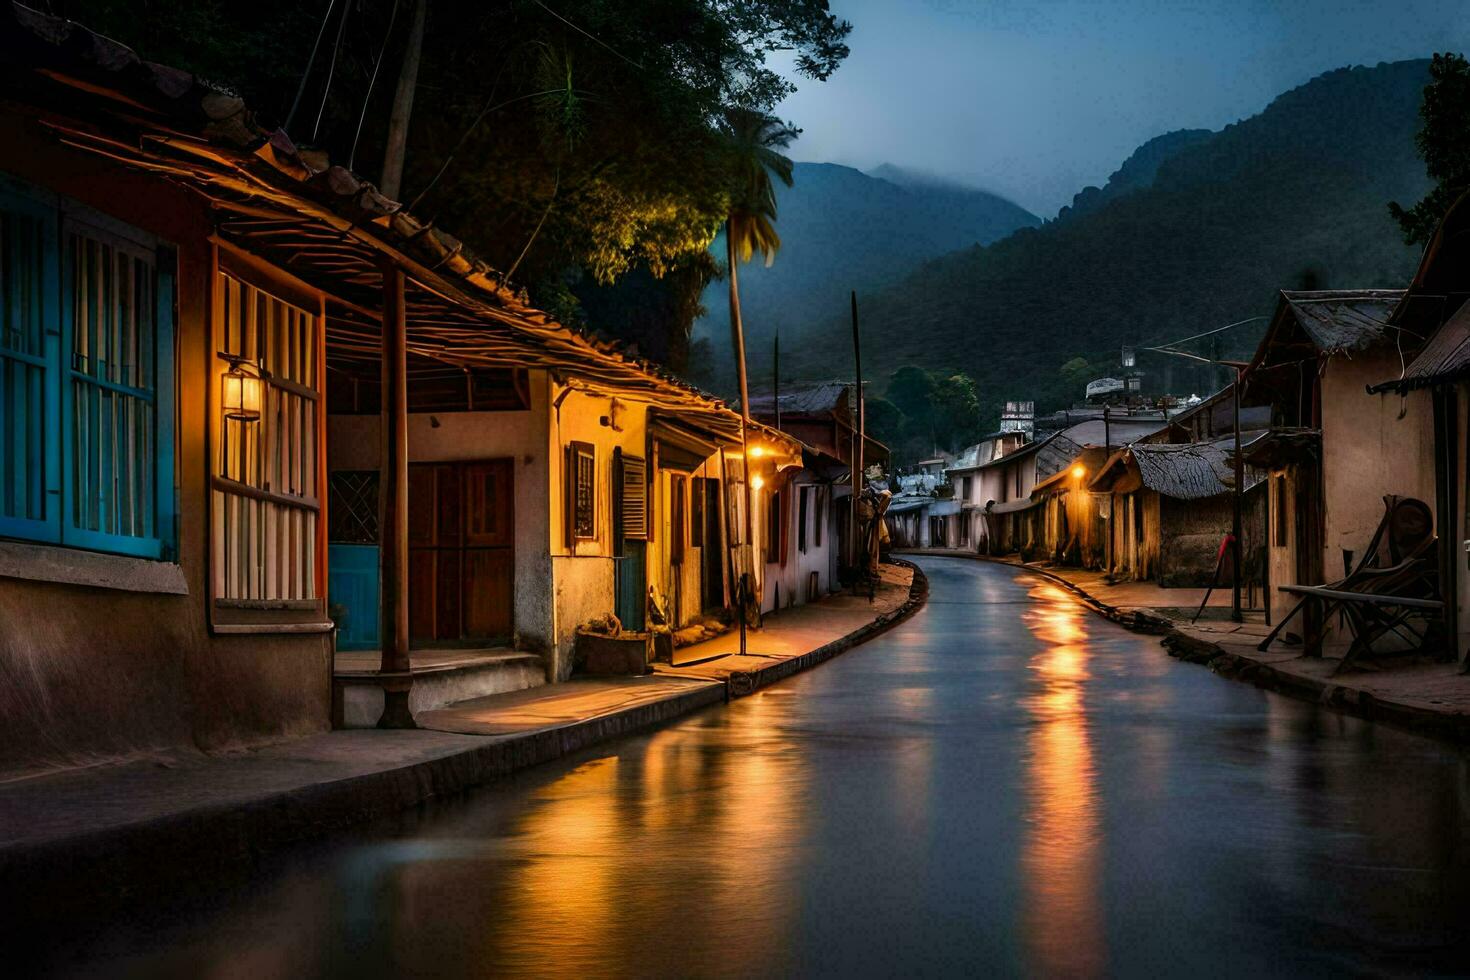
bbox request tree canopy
[65,0,851,368]
[1390,53,1470,245]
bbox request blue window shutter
[0,184,60,544]
[153,245,176,560]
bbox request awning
[650,415,723,472]
[1368,300,1470,394]
[988,497,1042,515]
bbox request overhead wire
[350,0,402,170]
[285,0,341,133]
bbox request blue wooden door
[616,541,646,630]
[328,543,380,650]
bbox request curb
[726,558,930,697]
[902,549,1470,746]
[1,563,929,899]
[1161,630,1470,744]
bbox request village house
[1086,385,1270,589]
[885,453,951,549]
[750,380,886,580]
[1365,196,1470,664]
[943,430,1028,551]
[1240,289,1437,623]
[0,9,797,776]
[984,414,1167,559]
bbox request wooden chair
[1258,496,1443,671]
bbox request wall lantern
[221,356,264,423]
[1071,464,1086,480]
[751,474,766,490]
[749,444,767,458]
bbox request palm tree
[719,109,796,620]
[722,108,797,420]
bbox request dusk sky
[777,0,1470,216]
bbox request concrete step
[333,649,546,728]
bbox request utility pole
[773,333,781,431]
[1231,368,1244,622]
[850,291,864,581]
[380,0,427,201]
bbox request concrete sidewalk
[905,548,1470,742]
[0,563,921,893]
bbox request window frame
[568,440,597,542]
[208,246,329,632]
[0,176,177,560]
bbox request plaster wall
[1321,358,1436,575]
[546,385,653,679]
[325,369,554,663]
[761,473,835,612]
[0,123,329,781]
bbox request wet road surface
[23,557,1470,977]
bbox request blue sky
[775,0,1470,215]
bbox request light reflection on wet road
[28,557,1470,977]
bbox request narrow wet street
[27,557,1470,978]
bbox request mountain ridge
[770,59,1434,428]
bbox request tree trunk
[379,0,427,201]
[726,224,757,620]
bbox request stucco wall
[326,370,554,661]
[547,386,655,678]
[0,121,329,780]
[761,472,835,613]
[1322,358,1436,574]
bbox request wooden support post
[1434,386,1461,663]
[378,263,415,728]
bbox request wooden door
[409,459,514,643]
[701,477,724,610]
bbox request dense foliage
[1389,52,1470,246]
[66,0,851,369]
[777,60,1432,433]
[864,366,987,461]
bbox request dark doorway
[701,477,724,611]
[408,460,514,644]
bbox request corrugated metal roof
[1375,299,1470,393]
[1279,289,1404,353]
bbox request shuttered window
[0,195,52,541]
[620,454,647,541]
[670,474,686,564]
[212,271,322,601]
[568,441,596,541]
[0,178,175,559]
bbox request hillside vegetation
[773,60,1434,426]
[694,162,1039,348]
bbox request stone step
[333,649,546,728]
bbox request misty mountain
[1055,129,1212,221]
[695,162,1039,347]
[775,59,1434,425]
